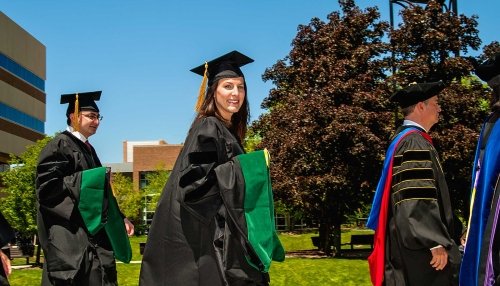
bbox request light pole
[389,0,458,32]
[388,0,458,127]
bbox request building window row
[0,102,44,133]
[0,52,45,91]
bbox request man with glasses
[36,91,134,286]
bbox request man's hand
[124,218,134,236]
[430,246,448,270]
[0,249,11,276]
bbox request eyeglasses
[81,113,103,121]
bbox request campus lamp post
[388,0,458,127]
[389,0,458,30]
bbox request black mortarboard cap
[390,81,445,108]
[190,50,253,112]
[475,53,500,82]
[191,50,254,84]
[60,91,102,115]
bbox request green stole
[236,150,285,272]
[79,167,132,263]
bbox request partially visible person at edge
[139,51,284,286]
[36,91,134,286]
[367,81,462,286]
[0,211,15,286]
[460,53,500,286]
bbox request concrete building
[0,12,46,168]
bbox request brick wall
[132,144,183,190]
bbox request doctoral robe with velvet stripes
[139,117,284,286]
[383,125,461,286]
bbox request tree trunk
[332,209,343,257]
[318,204,343,257]
[318,217,334,256]
[35,236,42,266]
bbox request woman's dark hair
[196,77,249,142]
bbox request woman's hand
[0,249,11,276]
[124,218,135,236]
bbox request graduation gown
[461,111,500,286]
[36,131,126,286]
[139,117,284,286]
[368,126,460,286]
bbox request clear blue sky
[2,1,497,163]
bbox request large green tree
[112,173,141,224]
[0,136,52,238]
[141,168,170,212]
[254,0,392,255]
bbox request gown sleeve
[36,136,86,221]
[177,118,235,220]
[215,150,285,272]
[391,134,453,250]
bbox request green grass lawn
[8,230,372,286]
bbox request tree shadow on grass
[286,249,371,259]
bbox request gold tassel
[73,93,79,132]
[195,62,208,112]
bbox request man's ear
[416,101,425,112]
[69,113,79,124]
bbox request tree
[253,0,392,255]
[389,0,488,216]
[141,168,170,212]
[253,0,492,256]
[112,173,141,224]
[0,136,52,238]
[243,126,262,153]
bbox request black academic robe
[36,131,117,286]
[384,126,460,286]
[140,117,269,286]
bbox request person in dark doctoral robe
[367,82,461,286]
[0,211,15,286]
[461,53,500,286]
[139,51,284,286]
[36,91,134,286]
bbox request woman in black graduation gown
[139,51,282,286]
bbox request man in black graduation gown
[36,91,134,286]
[369,82,461,286]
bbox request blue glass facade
[0,52,45,91]
[0,102,44,133]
